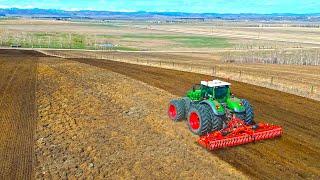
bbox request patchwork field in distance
[1,19,320,51]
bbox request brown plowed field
[35,57,245,179]
[1,49,319,179]
[0,50,38,179]
[2,50,246,179]
[72,58,320,179]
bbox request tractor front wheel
[168,99,186,121]
[241,99,255,125]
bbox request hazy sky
[0,0,319,14]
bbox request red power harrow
[198,116,283,150]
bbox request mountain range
[0,8,319,21]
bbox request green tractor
[168,80,254,136]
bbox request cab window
[201,85,213,97]
[214,86,229,99]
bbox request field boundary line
[2,46,320,53]
[35,49,320,101]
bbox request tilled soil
[35,58,246,179]
[1,49,319,179]
[0,49,48,57]
[72,58,320,180]
[0,52,38,179]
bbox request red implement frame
[198,116,282,150]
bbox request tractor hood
[227,97,245,113]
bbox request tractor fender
[200,100,225,116]
[227,97,246,113]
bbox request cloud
[0,5,10,8]
[0,4,35,9]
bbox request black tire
[187,104,213,136]
[235,112,246,121]
[241,99,255,125]
[168,99,186,121]
[209,110,224,132]
[182,97,192,117]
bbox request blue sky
[0,0,319,14]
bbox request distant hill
[0,8,319,21]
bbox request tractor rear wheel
[209,109,223,132]
[168,99,186,121]
[235,112,246,121]
[182,97,192,117]
[241,99,255,125]
[187,104,213,136]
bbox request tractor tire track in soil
[72,58,320,180]
[0,50,38,179]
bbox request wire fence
[219,48,320,66]
[39,50,320,101]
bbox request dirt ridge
[0,55,38,179]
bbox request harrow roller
[198,117,282,150]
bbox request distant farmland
[1,19,320,52]
[0,20,233,51]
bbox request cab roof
[201,80,231,87]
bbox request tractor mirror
[192,84,201,92]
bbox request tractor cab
[187,80,231,102]
[200,80,231,102]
